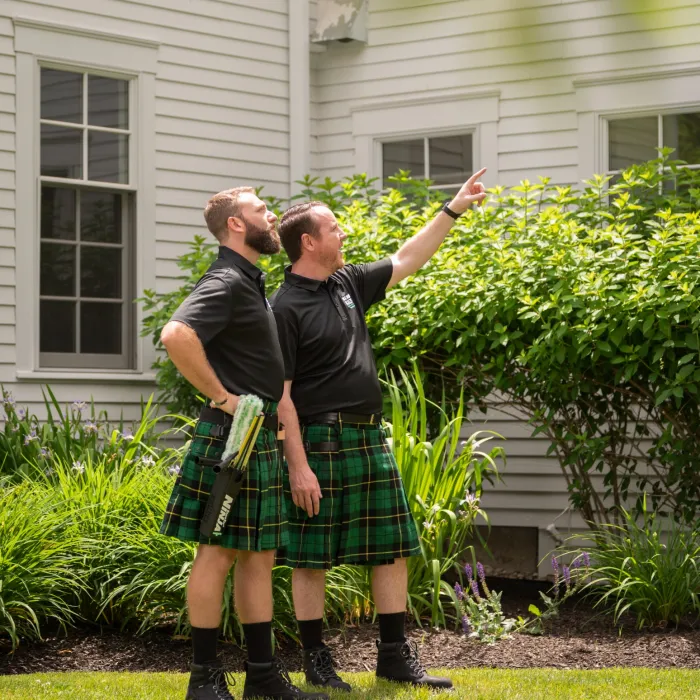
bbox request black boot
[303,645,352,692]
[185,662,236,699]
[243,657,330,700]
[376,640,453,689]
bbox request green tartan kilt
[279,423,421,569]
[160,419,288,552]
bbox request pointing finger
[467,167,487,185]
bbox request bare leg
[187,544,238,628]
[292,568,326,620]
[372,559,408,614]
[234,549,276,623]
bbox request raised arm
[160,321,238,415]
[387,167,487,289]
[277,380,322,517]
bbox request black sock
[378,612,406,644]
[298,618,323,650]
[243,621,274,664]
[191,626,219,666]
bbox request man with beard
[270,170,487,692]
[160,187,327,700]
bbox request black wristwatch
[442,201,462,220]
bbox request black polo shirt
[169,246,284,402]
[270,258,393,417]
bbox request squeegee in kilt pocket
[197,394,265,538]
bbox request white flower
[72,461,85,474]
[168,464,181,477]
[140,455,156,468]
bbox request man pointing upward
[270,169,488,692]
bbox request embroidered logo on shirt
[340,293,356,309]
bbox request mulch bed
[2,578,699,674]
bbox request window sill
[16,369,157,383]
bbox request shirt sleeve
[341,258,394,312]
[169,271,235,345]
[271,299,299,381]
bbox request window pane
[40,300,76,353]
[41,187,76,240]
[81,302,122,354]
[41,68,82,124]
[88,75,129,129]
[88,131,128,183]
[609,117,658,170]
[41,124,83,179]
[41,243,76,296]
[429,134,473,186]
[81,191,123,243]
[81,246,122,299]
[383,140,425,180]
[663,113,700,165]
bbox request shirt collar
[218,246,262,281]
[284,266,328,292]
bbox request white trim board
[575,66,700,179]
[12,17,159,380]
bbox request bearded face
[242,215,281,255]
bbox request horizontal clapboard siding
[0,0,290,419]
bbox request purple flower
[583,552,591,568]
[572,558,582,569]
[168,464,181,477]
[563,566,571,590]
[470,578,481,600]
[464,563,473,581]
[84,421,98,434]
[24,431,38,446]
[40,448,50,458]
[454,583,463,600]
[17,408,26,420]
[2,391,15,407]
[461,615,470,634]
[551,556,560,573]
[477,562,486,581]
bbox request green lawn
[1,669,699,699]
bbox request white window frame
[574,65,700,181]
[350,89,500,190]
[13,17,159,382]
[603,109,700,179]
[380,131,476,192]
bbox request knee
[237,549,275,573]
[195,544,238,574]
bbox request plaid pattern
[279,423,420,569]
[160,419,288,551]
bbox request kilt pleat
[279,423,420,569]
[160,420,288,551]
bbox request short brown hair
[278,201,325,263]
[203,187,255,241]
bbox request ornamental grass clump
[455,562,518,644]
[578,498,700,630]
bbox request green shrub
[139,156,700,526]
[577,498,700,629]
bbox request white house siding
[0,0,290,420]
[312,0,700,184]
[310,0,700,573]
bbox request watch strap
[442,202,461,220]
[211,394,229,407]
